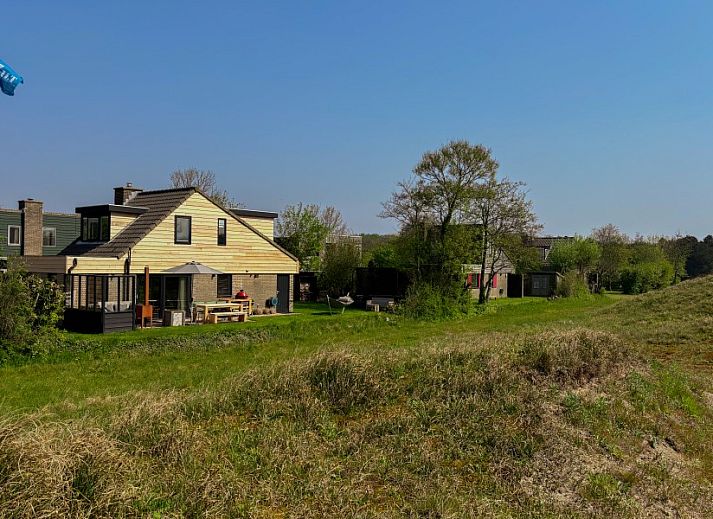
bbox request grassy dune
[1,283,713,517]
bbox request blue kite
[0,58,24,96]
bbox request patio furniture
[194,302,250,324]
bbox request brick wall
[192,273,294,313]
[19,199,43,256]
[233,274,277,312]
[192,274,217,302]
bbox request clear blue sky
[2,1,712,237]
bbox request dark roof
[62,188,195,257]
[60,187,298,262]
[230,208,278,219]
[528,236,573,248]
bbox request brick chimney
[18,199,43,256]
[114,182,143,205]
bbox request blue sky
[2,1,712,237]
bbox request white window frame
[7,225,21,247]
[43,227,57,247]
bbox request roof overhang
[230,208,278,219]
[75,204,149,216]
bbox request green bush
[620,261,674,294]
[0,261,65,361]
[0,264,34,348]
[556,271,591,298]
[398,281,471,321]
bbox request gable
[128,192,298,274]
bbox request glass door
[164,275,190,316]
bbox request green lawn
[4,282,713,518]
[0,296,618,416]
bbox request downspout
[67,257,78,275]
[124,248,132,275]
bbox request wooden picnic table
[219,298,253,315]
[193,301,250,324]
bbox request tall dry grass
[1,327,712,517]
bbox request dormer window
[81,216,109,242]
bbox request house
[523,236,572,297]
[23,184,299,330]
[0,199,80,271]
[527,236,572,265]
[463,253,516,300]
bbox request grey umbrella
[161,261,224,275]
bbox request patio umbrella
[161,261,224,275]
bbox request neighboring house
[463,236,574,299]
[463,250,516,300]
[527,236,573,267]
[325,234,363,255]
[523,236,573,297]
[0,200,80,270]
[23,184,299,325]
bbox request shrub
[398,281,471,320]
[0,261,65,360]
[556,271,591,298]
[0,264,33,348]
[518,329,626,384]
[306,352,380,414]
[620,261,674,294]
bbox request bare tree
[320,206,350,239]
[467,178,540,303]
[170,168,240,207]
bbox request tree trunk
[478,231,488,305]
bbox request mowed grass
[2,283,713,517]
[0,296,615,415]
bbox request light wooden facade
[23,187,297,316]
[125,193,294,274]
[240,216,274,240]
[110,213,138,239]
[25,191,297,276]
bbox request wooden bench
[366,298,395,312]
[206,311,247,324]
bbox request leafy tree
[276,203,330,271]
[381,141,497,288]
[367,243,402,269]
[170,168,239,207]
[548,237,601,278]
[319,239,361,296]
[382,141,540,309]
[629,238,668,264]
[620,261,674,294]
[616,237,675,294]
[686,235,713,277]
[591,224,630,290]
[466,177,540,303]
[661,233,696,283]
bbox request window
[43,228,57,247]
[217,274,232,298]
[81,216,109,241]
[7,225,21,246]
[217,218,227,246]
[174,216,192,244]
